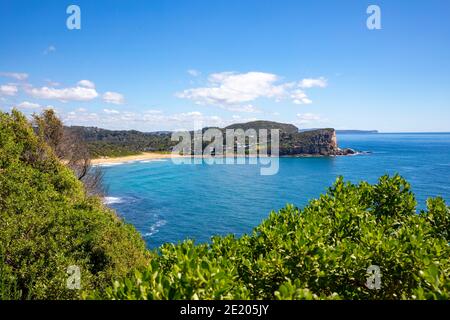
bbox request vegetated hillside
[1,110,450,300]
[93,175,450,300]
[225,120,299,134]
[0,110,149,299]
[66,126,174,158]
[68,121,354,158]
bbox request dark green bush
[94,177,450,300]
[1,110,449,300]
[0,110,150,299]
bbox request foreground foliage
[0,110,149,299]
[1,110,449,300]
[94,176,450,300]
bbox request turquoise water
[101,133,450,248]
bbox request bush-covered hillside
[66,126,175,158]
[1,110,449,300]
[0,110,149,299]
[94,176,450,300]
[66,121,353,158]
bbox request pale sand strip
[91,152,187,165]
[91,152,283,165]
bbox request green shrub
[1,110,449,300]
[0,110,150,299]
[95,176,450,300]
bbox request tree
[0,110,149,299]
[32,109,104,195]
[32,109,65,158]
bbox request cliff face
[279,128,354,156]
[222,122,354,156]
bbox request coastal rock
[279,128,348,156]
[337,148,357,155]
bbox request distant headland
[300,129,379,134]
[67,120,357,160]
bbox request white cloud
[66,110,98,122]
[17,77,124,105]
[296,113,328,125]
[182,111,202,117]
[12,101,54,111]
[63,108,233,131]
[16,101,41,109]
[177,72,287,106]
[0,84,18,96]
[187,69,201,77]
[27,84,98,102]
[144,109,163,115]
[0,72,29,81]
[166,111,227,131]
[226,104,261,113]
[291,90,312,105]
[298,77,328,89]
[103,91,125,105]
[62,105,276,132]
[43,45,56,55]
[176,71,327,109]
[103,108,120,114]
[77,80,96,89]
[45,80,61,87]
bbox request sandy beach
[90,152,279,165]
[91,152,187,165]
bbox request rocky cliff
[224,121,355,156]
[279,128,355,156]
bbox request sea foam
[143,219,167,237]
[103,196,124,205]
[94,162,126,167]
[139,159,168,163]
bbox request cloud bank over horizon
[0,70,330,131]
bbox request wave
[143,219,167,237]
[94,162,126,167]
[103,196,124,205]
[139,159,168,163]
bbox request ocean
[100,133,450,248]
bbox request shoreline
[91,150,366,165]
[91,152,187,165]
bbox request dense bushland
[1,110,449,300]
[0,110,149,299]
[94,177,450,300]
[67,121,346,158]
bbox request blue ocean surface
[101,133,450,248]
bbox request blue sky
[1,0,449,132]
